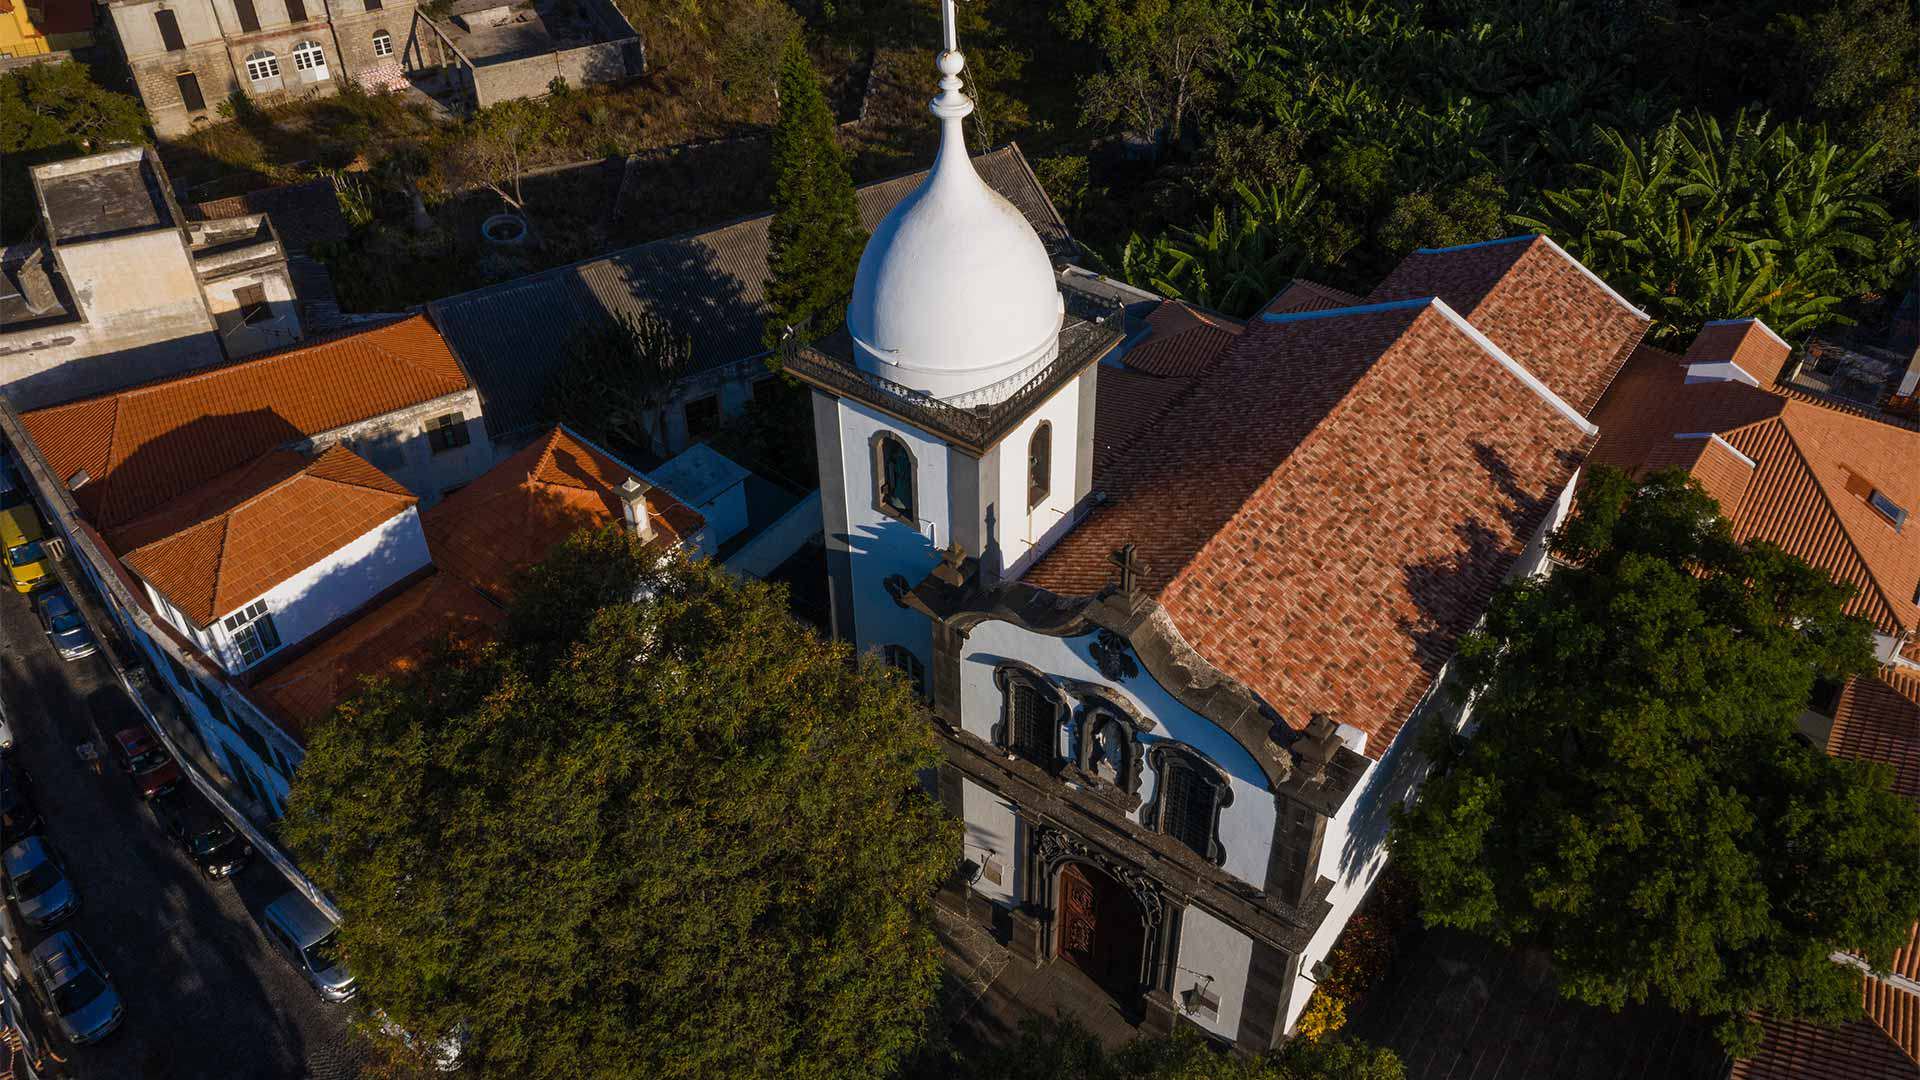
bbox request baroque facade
[789,1,1654,1049]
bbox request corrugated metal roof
[429,145,1070,440]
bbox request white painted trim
[1832,951,1920,998]
[1672,431,1758,471]
[1530,234,1652,322]
[1427,298,1600,435]
[1684,360,1761,387]
[1704,317,1790,352]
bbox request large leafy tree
[762,33,865,347]
[543,310,692,458]
[0,61,146,240]
[284,533,957,1080]
[1058,0,1245,155]
[1391,467,1920,1055]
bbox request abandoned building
[404,0,641,111]
[0,147,307,410]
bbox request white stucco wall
[996,378,1081,578]
[206,508,431,673]
[1174,903,1255,1040]
[114,0,225,57]
[961,777,1020,906]
[958,619,1278,889]
[834,396,947,664]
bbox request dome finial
[933,0,972,121]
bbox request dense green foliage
[284,534,957,1080]
[967,1019,1403,1080]
[1050,0,1918,327]
[0,62,147,241]
[1516,110,1913,342]
[1390,467,1920,1055]
[763,32,867,346]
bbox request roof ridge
[1768,419,1908,630]
[206,514,235,623]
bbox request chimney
[616,476,654,542]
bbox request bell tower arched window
[872,433,916,525]
[1145,745,1232,865]
[993,664,1066,771]
[1027,421,1051,510]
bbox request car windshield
[13,860,61,900]
[50,969,106,1015]
[304,932,341,972]
[50,612,86,635]
[7,541,43,567]
[189,825,233,856]
[127,748,170,773]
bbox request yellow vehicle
[1,505,53,593]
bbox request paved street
[0,582,364,1079]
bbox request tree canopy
[283,532,957,1080]
[0,61,146,241]
[1390,467,1920,1055]
[542,309,692,458]
[762,33,865,347]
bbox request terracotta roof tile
[1366,236,1650,416]
[1093,366,1192,471]
[1642,434,1755,516]
[110,445,417,626]
[1685,318,1794,386]
[1029,299,1594,756]
[1831,667,1920,806]
[423,427,702,602]
[1591,343,1920,635]
[1734,1009,1919,1079]
[247,571,503,745]
[20,315,468,529]
[1117,301,1243,378]
[1262,279,1365,316]
[1864,977,1920,1066]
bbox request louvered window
[1008,679,1053,767]
[1150,747,1229,863]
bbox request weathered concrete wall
[469,35,637,109]
[299,387,496,504]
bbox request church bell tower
[786,0,1113,670]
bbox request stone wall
[469,35,636,108]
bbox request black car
[0,761,41,844]
[148,793,252,879]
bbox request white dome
[846,50,1062,404]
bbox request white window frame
[223,599,282,666]
[371,29,393,57]
[291,40,328,81]
[244,51,281,84]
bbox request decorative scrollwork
[1089,629,1139,682]
[1032,825,1165,927]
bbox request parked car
[30,931,123,1044]
[3,836,77,928]
[1,506,51,593]
[0,761,41,843]
[33,588,97,662]
[148,793,252,880]
[112,728,181,800]
[263,892,355,1002]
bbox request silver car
[32,588,97,662]
[30,931,123,1044]
[263,892,355,1002]
[3,836,77,927]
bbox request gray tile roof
[428,145,1071,440]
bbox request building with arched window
[785,0,1653,1049]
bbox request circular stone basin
[481,213,529,247]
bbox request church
[785,2,1652,1049]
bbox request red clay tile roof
[1685,318,1794,386]
[110,445,417,626]
[1118,301,1243,378]
[1093,366,1192,471]
[247,571,503,744]
[20,315,468,529]
[1028,298,1595,756]
[1262,279,1364,316]
[423,427,702,602]
[1830,667,1920,803]
[1733,1009,1920,1080]
[1366,236,1650,416]
[1642,433,1756,514]
[1591,343,1920,635]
